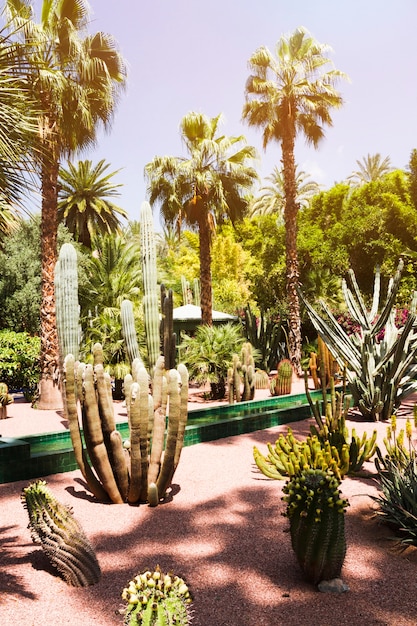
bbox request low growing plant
[121,565,193,625]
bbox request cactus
[253,427,349,481]
[121,565,193,626]
[140,201,160,370]
[0,382,13,419]
[62,345,189,506]
[254,369,269,389]
[160,284,176,370]
[228,342,255,403]
[21,480,101,587]
[306,372,377,474]
[270,359,293,396]
[55,243,80,364]
[121,299,144,367]
[299,260,417,421]
[282,468,349,585]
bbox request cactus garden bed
[0,414,416,625]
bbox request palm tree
[347,153,393,187]
[145,112,258,325]
[58,159,127,249]
[250,166,321,219]
[243,27,347,373]
[6,0,126,408]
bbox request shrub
[0,330,40,399]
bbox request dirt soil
[1,391,417,625]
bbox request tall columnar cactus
[122,565,193,626]
[299,260,417,421]
[282,468,349,585]
[21,480,101,587]
[121,299,144,367]
[62,345,189,506]
[270,359,293,396]
[140,201,160,370]
[55,242,80,363]
[160,284,177,370]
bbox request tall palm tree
[58,159,127,249]
[243,27,347,373]
[347,153,393,187]
[0,20,40,232]
[145,111,258,326]
[6,0,126,408]
[250,166,321,219]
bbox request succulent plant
[228,342,255,403]
[283,468,349,584]
[21,480,101,587]
[140,201,160,371]
[121,565,193,626]
[299,260,417,421]
[270,359,293,396]
[55,242,80,364]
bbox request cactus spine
[21,480,101,587]
[122,565,193,626]
[283,468,348,584]
[140,201,160,370]
[55,243,79,364]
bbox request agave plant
[299,260,417,421]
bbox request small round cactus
[122,565,193,625]
[282,468,349,584]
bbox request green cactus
[254,369,269,390]
[282,468,349,584]
[55,242,80,365]
[299,260,417,421]
[140,201,160,370]
[253,427,349,481]
[160,284,176,370]
[121,565,193,626]
[270,359,293,396]
[306,372,377,474]
[21,480,101,587]
[121,299,144,367]
[228,342,255,403]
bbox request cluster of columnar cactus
[300,260,417,421]
[282,468,349,584]
[121,565,193,626]
[228,342,255,403]
[21,480,101,587]
[63,346,188,505]
[54,242,80,363]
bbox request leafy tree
[407,148,417,210]
[6,0,126,408]
[0,329,40,398]
[243,26,347,373]
[58,159,127,249]
[250,166,321,218]
[0,216,85,334]
[145,111,258,326]
[347,153,393,187]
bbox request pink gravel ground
[1,382,417,625]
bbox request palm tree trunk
[37,150,62,409]
[282,126,302,375]
[198,210,213,326]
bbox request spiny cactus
[306,373,377,474]
[0,382,13,418]
[122,565,193,626]
[270,359,293,396]
[21,480,101,587]
[253,427,349,481]
[160,284,176,370]
[55,243,80,364]
[62,346,189,506]
[228,342,255,404]
[283,468,349,584]
[140,201,160,371]
[299,260,417,421]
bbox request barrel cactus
[121,565,193,626]
[21,480,101,587]
[270,359,293,396]
[282,468,349,584]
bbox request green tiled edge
[0,390,324,484]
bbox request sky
[42,0,417,228]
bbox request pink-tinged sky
[37,0,417,227]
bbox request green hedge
[0,330,40,399]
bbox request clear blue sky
[57,1,417,227]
